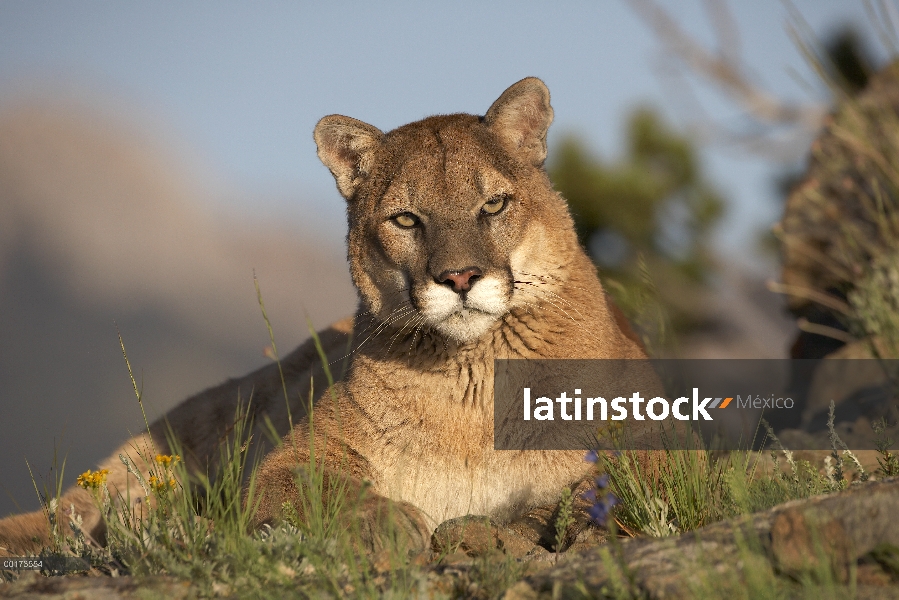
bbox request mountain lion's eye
[393,213,419,228]
[481,195,508,216]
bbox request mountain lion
[0,77,648,557]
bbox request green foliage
[848,249,899,357]
[11,293,429,596]
[452,553,525,600]
[872,416,899,477]
[553,487,574,553]
[599,449,720,537]
[600,444,837,541]
[596,423,840,540]
[682,532,784,600]
[868,542,899,579]
[728,457,832,516]
[549,108,724,343]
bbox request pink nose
[437,267,482,292]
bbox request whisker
[351,291,414,335]
[331,302,417,364]
[356,305,416,350]
[517,281,589,323]
[517,270,605,299]
[407,315,427,353]
[387,310,423,353]
[512,286,606,345]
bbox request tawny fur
[252,78,651,550]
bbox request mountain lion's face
[315,78,576,343]
[350,116,537,343]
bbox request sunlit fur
[253,77,652,541]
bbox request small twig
[828,400,869,482]
[762,419,798,485]
[796,318,855,343]
[627,0,827,128]
[766,280,853,315]
[827,401,845,484]
[120,454,151,498]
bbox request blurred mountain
[0,100,355,517]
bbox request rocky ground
[506,477,899,599]
[3,478,899,599]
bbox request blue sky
[0,0,886,263]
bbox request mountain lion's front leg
[252,409,431,555]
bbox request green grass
[593,410,879,542]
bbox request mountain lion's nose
[437,267,483,293]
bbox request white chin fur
[417,276,508,343]
[434,311,498,343]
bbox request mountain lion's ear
[484,77,554,167]
[314,115,384,199]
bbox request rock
[431,479,608,560]
[770,505,853,583]
[0,571,193,599]
[799,340,899,430]
[432,516,502,557]
[501,581,540,600]
[514,477,899,599]
[10,482,898,598]
[432,515,539,558]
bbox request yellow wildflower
[596,421,625,445]
[597,421,624,436]
[76,469,109,489]
[154,454,180,467]
[147,473,177,492]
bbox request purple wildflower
[582,466,618,527]
[588,501,608,524]
[588,490,619,527]
[585,449,599,463]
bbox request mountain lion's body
[0,78,647,556]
